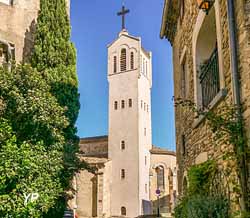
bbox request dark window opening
[114,56,117,73]
[121,207,126,216]
[121,141,125,150]
[130,52,134,69]
[114,101,118,110]
[129,99,132,107]
[121,100,125,109]
[120,49,127,72]
[121,169,125,179]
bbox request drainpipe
[227,0,249,212]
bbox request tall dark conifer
[31,0,80,216]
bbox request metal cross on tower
[117,5,130,30]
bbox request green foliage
[174,97,250,211]
[187,160,216,195]
[174,161,229,218]
[174,195,229,218]
[0,65,67,217]
[0,0,82,216]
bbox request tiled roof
[150,145,176,156]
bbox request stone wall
[79,136,108,158]
[168,0,250,208]
[0,0,70,63]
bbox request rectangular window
[145,184,148,193]
[121,169,125,179]
[114,101,118,110]
[144,128,146,136]
[145,156,147,165]
[129,99,132,107]
[141,100,143,109]
[147,105,149,112]
[121,100,125,109]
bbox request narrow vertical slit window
[130,52,134,69]
[181,134,186,156]
[129,98,132,107]
[181,57,187,98]
[114,56,117,73]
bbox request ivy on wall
[174,97,250,217]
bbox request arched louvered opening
[120,48,127,72]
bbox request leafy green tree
[0,0,81,216]
[0,65,67,217]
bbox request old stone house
[160,0,250,212]
[0,0,70,65]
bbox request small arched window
[156,166,165,190]
[130,52,134,69]
[121,140,125,150]
[121,169,125,179]
[121,207,126,216]
[114,101,118,110]
[114,56,117,73]
[121,100,125,109]
[120,49,127,72]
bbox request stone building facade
[0,0,70,64]
[160,0,250,211]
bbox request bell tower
[107,5,152,217]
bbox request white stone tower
[107,6,152,217]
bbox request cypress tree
[31,0,81,216]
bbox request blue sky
[70,0,176,151]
